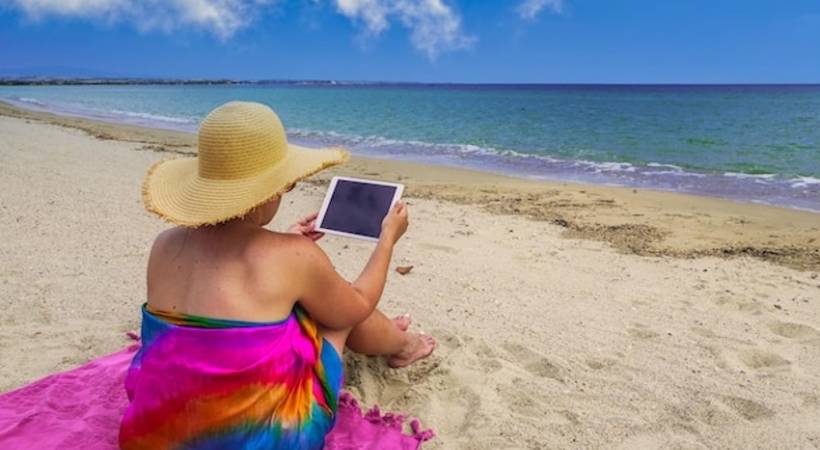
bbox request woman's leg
[346,308,409,355]
[322,308,436,368]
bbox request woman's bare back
[146,222,303,322]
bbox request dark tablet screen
[320,180,398,239]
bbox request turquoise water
[2,84,819,211]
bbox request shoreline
[1,100,819,272]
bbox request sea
[2,83,819,212]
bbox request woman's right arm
[298,201,409,329]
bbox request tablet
[315,177,405,241]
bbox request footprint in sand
[431,328,462,351]
[738,349,790,370]
[737,301,763,315]
[417,242,459,254]
[799,392,820,408]
[402,379,484,435]
[470,341,503,373]
[497,380,547,418]
[666,399,735,427]
[721,396,774,421]
[768,321,819,339]
[523,358,563,381]
[442,384,483,430]
[627,324,660,339]
[669,395,774,426]
[585,357,616,371]
[616,434,708,450]
[501,342,564,382]
[448,334,504,374]
[700,344,729,370]
[497,380,580,425]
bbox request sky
[1,0,819,83]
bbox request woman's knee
[321,327,351,356]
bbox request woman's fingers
[288,212,321,237]
[300,211,320,225]
[304,219,317,231]
[395,201,407,219]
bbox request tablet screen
[319,179,399,239]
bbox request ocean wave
[585,162,637,173]
[15,97,47,106]
[790,176,820,188]
[4,96,197,131]
[109,109,195,124]
[644,169,706,178]
[723,172,777,179]
[647,162,685,171]
[289,128,494,157]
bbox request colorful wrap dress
[119,304,343,450]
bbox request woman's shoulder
[245,229,326,267]
[149,227,186,256]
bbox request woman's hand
[287,212,325,241]
[380,201,408,245]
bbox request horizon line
[1,77,820,87]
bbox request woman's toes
[420,334,436,349]
[387,333,437,369]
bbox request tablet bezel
[315,176,405,242]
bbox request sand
[1,104,820,449]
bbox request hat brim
[143,144,349,227]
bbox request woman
[119,101,436,449]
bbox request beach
[1,102,820,448]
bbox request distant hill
[0,66,131,79]
[0,77,396,86]
[0,77,242,86]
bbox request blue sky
[1,0,819,83]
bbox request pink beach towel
[0,345,434,449]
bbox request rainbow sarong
[118,304,343,450]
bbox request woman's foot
[387,333,437,368]
[392,314,412,332]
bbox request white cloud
[517,0,563,20]
[6,0,278,39]
[333,0,474,60]
[6,0,475,59]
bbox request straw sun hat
[142,101,349,227]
